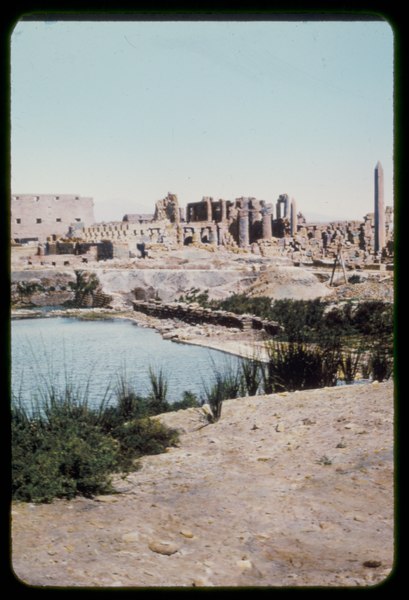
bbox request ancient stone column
[262,210,272,240]
[374,161,385,252]
[290,198,297,236]
[209,225,217,245]
[220,199,227,222]
[205,197,212,222]
[283,196,289,218]
[217,224,226,245]
[276,200,282,220]
[238,209,250,247]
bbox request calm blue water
[11,317,241,408]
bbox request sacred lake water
[11,316,240,409]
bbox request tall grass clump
[147,366,170,414]
[368,344,393,382]
[202,359,243,422]
[11,374,178,504]
[263,341,340,392]
[339,346,365,384]
[240,355,263,396]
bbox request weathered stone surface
[12,382,393,588]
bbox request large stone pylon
[374,161,385,252]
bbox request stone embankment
[132,300,282,336]
[12,381,394,588]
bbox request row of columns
[238,197,297,247]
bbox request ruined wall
[11,194,95,243]
[185,196,274,248]
[133,300,281,335]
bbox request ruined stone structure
[154,192,183,224]
[13,163,393,268]
[185,196,276,248]
[122,213,154,224]
[133,299,282,336]
[11,194,95,243]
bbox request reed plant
[147,366,170,414]
[263,341,340,392]
[202,358,243,422]
[339,346,365,384]
[240,355,263,397]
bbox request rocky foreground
[11,381,394,588]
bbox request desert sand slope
[11,381,394,588]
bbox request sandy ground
[11,380,394,589]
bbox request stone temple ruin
[11,163,393,270]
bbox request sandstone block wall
[133,300,282,335]
[11,194,95,243]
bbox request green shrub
[210,295,393,358]
[351,301,393,337]
[171,391,200,410]
[269,298,326,343]
[112,376,149,420]
[12,405,119,503]
[214,294,272,319]
[11,377,179,503]
[111,417,178,467]
[178,287,210,307]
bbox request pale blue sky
[11,19,394,222]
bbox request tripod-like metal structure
[329,243,348,286]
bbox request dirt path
[11,381,394,588]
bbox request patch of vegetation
[171,391,201,410]
[65,270,111,308]
[263,341,340,392]
[12,398,119,503]
[178,287,211,307]
[200,359,242,422]
[240,355,263,396]
[213,293,273,319]
[208,294,393,344]
[269,298,327,343]
[339,347,364,385]
[368,345,394,382]
[11,374,179,503]
[12,281,45,306]
[147,366,169,415]
[206,294,393,382]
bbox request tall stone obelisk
[374,161,385,252]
